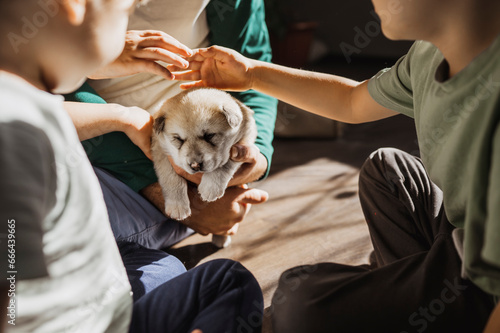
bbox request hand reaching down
[89,30,193,80]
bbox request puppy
[151,88,257,246]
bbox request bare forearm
[140,182,165,213]
[64,102,128,140]
[250,60,357,122]
[250,60,397,124]
[64,102,154,159]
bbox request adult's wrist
[254,152,268,182]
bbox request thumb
[180,80,206,90]
[230,144,258,163]
[237,188,269,205]
[135,59,174,81]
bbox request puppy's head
[154,88,251,174]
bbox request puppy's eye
[203,133,215,143]
[172,135,185,148]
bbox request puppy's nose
[190,161,203,172]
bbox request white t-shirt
[0,73,132,333]
[89,0,211,114]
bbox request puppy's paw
[165,202,191,221]
[198,182,225,202]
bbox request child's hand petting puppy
[89,30,193,80]
[167,45,255,91]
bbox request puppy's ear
[235,99,254,116]
[153,115,166,134]
[221,104,243,129]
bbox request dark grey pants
[271,148,494,333]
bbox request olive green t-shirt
[368,36,500,296]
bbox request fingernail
[257,190,269,201]
[231,146,239,159]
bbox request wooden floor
[170,113,418,331]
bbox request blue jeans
[94,166,193,249]
[118,241,187,302]
[128,256,264,333]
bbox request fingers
[133,30,193,58]
[179,80,207,90]
[167,61,203,73]
[230,144,259,163]
[214,223,239,236]
[228,223,239,235]
[169,70,202,82]
[135,48,189,69]
[236,188,269,205]
[124,30,193,71]
[168,155,203,184]
[135,59,174,80]
[169,45,234,69]
[197,45,235,62]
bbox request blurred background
[265,0,414,138]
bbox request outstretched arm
[172,46,398,124]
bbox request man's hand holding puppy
[169,143,268,186]
[133,121,268,236]
[178,142,268,236]
[140,177,268,236]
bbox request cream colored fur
[151,88,257,224]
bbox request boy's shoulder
[405,40,443,74]
[0,73,63,128]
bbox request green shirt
[207,0,278,178]
[65,0,277,191]
[368,37,500,295]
